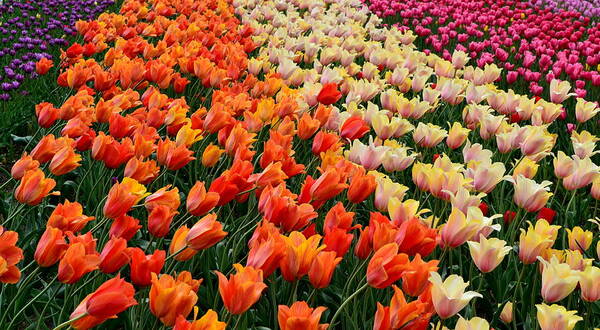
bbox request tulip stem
[166,246,187,262]
[8,274,58,329]
[330,282,368,328]
[52,313,88,330]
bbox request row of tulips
[1,0,600,329]
[364,0,600,98]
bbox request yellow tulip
[538,256,580,303]
[454,316,489,330]
[467,235,511,273]
[518,220,559,264]
[446,122,470,150]
[579,266,600,302]
[500,302,513,323]
[566,226,593,252]
[575,98,600,123]
[428,272,482,319]
[513,157,539,179]
[536,303,582,330]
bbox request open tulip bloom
[0,0,599,328]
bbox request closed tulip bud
[536,207,557,224]
[538,256,580,303]
[99,237,130,273]
[367,243,410,289]
[308,251,341,289]
[566,226,593,252]
[35,102,59,128]
[169,226,197,261]
[201,144,224,167]
[173,308,226,330]
[440,207,499,249]
[513,157,539,179]
[186,213,227,250]
[103,177,149,219]
[70,275,137,329]
[278,301,328,330]
[216,264,267,315]
[506,175,552,212]
[500,302,513,323]
[455,317,490,330]
[536,304,582,330]
[446,122,470,149]
[11,154,40,180]
[467,235,512,273]
[129,248,165,286]
[429,271,482,319]
[47,200,94,233]
[579,266,600,302]
[297,113,320,140]
[34,227,68,267]
[14,168,57,206]
[150,272,200,326]
[58,242,101,284]
[247,235,285,277]
[157,138,195,171]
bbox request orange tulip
[34,227,67,267]
[124,157,160,184]
[36,57,54,75]
[34,102,59,128]
[278,301,328,330]
[308,251,342,289]
[317,83,341,105]
[247,235,285,278]
[129,248,166,286]
[157,138,195,170]
[109,214,141,241]
[11,153,40,180]
[148,205,178,238]
[373,286,430,330]
[186,213,228,250]
[14,168,57,206]
[186,181,220,216]
[280,232,325,282]
[0,228,24,284]
[103,177,149,219]
[340,116,370,141]
[297,113,320,140]
[145,185,180,212]
[201,144,225,167]
[58,242,101,284]
[46,200,94,232]
[306,169,348,204]
[70,275,137,329]
[169,226,198,261]
[311,131,341,155]
[401,255,439,297]
[367,243,411,289]
[347,170,376,204]
[48,146,81,176]
[99,237,131,273]
[215,264,267,315]
[395,218,438,257]
[150,272,201,326]
[173,308,226,330]
[248,162,288,188]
